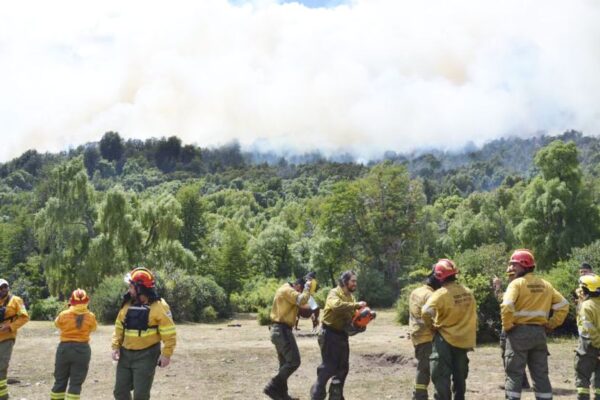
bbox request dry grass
[7,310,576,399]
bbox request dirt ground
[6,310,576,399]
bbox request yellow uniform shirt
[409,285,435,346]
[0,294,29,342]
[112,299,177,357]
[55,305,97,343]
[270,283,310,328]
[321,287,360,332]
[578,297,600,349]
[422,282,477,349]
[501,273,569,332]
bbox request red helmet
[510,249,535,268]
[69,288,89,305]
[433,259,458,281]
[127,267,155,289]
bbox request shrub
[89,275,126,323]
[313,286,332,309]
[257,307,271,326]
[29,297,66,321]
[200,306,218,322]
[230,277,282,312]
[541,264,577,335]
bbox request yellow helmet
[579,274,600,294]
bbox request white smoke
[1,0,599,161]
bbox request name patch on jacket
[453,293,473,305]
[527,284,545,293]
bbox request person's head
[338,270,357,292]
[580,262,594,276]
[69,288,90,306]
[125,267,157,303]
[292,276,307,293]
[579,274,600,298]
[0,279,9,299]
[426,265,442,290]
[432,259,458,284]
[509,249,535,276]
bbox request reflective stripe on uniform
[513,310,548,318]
[158,325,176,335]
[65,393,81,400]
[50,391,66,399]
[535,392,553,399]
[123,328,159,338]
[0,388,8,397]
[422,306,436,317]
[506,390,521,398]
[502,300,515,309]
[583,321,595,330]
[552,299,569,310]
[415,383,428,391]
[595,388,600,394]
[0,379,6,386]
[578,387,591,394]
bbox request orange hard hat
[433,259,458,281]
[126,267,155,289]
[69,288,90,305]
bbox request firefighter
[111,267,176,400]
[501,249,569,400]
[492,265,531,390]
[575,274,600,400]
[408,267,441,400]
[310,270,367,400]
[263,275,313,400]
[50,289,98,400]
[296,272,320,332]
[421,259,477,400]
[0,278,29,400]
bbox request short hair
[294,277,307,286]
[338,270,356,287]
[581,262,593,271]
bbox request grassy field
[6,310,577,399]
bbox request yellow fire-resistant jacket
[409,285,435,346]
[422,281,477,349]
[0,294,29,342]
[578,297,600,349]
[322,287,361,332]
[112,299,176,357]
[501,273,569,332]
[270,283,310,328]
[55,305,97,343]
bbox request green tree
[35,157,97,297]
[215,220,249,297]
[99,131,124,162]
[176,183,207,256]
[517,141,600,267]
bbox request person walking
[263,276,313,400]
[310,270,366,400]
[50,289,97,400]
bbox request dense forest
[1,130,599,339]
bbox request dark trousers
[500,330,530,388]
[269,323,301,392]
[0,340,14,400]
[413,341,432,400]
[51,342,91,399]
[430,333,469,400]
[575,338,600,400]
[114,343,161,400]
[311,325,349,400]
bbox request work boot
[263,379,284,400]
[328,379,343,400]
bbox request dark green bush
[230,277,282,312]
[257,307,271,326]
[29,297,66,321]
[89,275,126,323]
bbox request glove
[304,280,312,291]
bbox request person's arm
[546,288,569,330]
[326,290,361,313]
[157,302,177,361]
[580,305,600,348]
[8,297,29,332]
[421,295,439,332]
[89,312,98,333]
[501,282,518,332]
[111,308,125,351]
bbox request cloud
[1,0,599,161]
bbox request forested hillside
[1,130,599,338]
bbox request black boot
[328,378,344,400]
[263,378,284,400]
